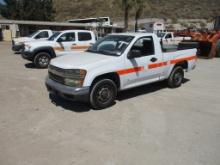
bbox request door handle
[150,57,158,62]
[72,43,77,45]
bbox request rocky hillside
[53,0,220,22]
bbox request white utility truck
[22,30,96,68]
[46,33,197,109]
[157,32,191,45]
[12,30,54,52]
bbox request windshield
[157,32,165,38]
[48,32,61,41]
[28,31,39,38]
[87,35,134,56]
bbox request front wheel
[90,79,117,110]
[34,52,51,68]
[168,66,184,88]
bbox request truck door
[73,32,94,51]
[122,36,164,89]
[55,32,76,56]
[164,33,173,45]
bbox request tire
[168,66,184,88]
[34,52,51,68]
[90,79,117,110]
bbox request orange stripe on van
[71,45,90,50]
[170,55,197,64]
[53,47,64,51]
[117,66,144,75]
[148,62,167,69]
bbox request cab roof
[60,30,92,33]
[110,32,156,37]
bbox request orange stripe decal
[170,55,197,64]
[117,55,197,75]
[53,47,64,51]
[148,62,167,69]
[117,66,144,75]
[71,45,90,50]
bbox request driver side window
[35,31,49,39]
[131,37,155,56]
[165,33,172,39]
[58,32,75,42]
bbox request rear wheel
[168,66,184,88]
[34,52,51,68]
[90,79,117,110]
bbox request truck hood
[13,37,33,43]
[50,52,116,69]
[25,40,54,47]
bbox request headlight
[64,69,87,87]
[64,69,87,79]
[25,45,31,51]
[65,69,86,75]
[15,41,23,45]
[64,78,84,87]
[48,66,87,87]
[63,69,87,87]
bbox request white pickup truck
[22,30,96,68]
[46,33,197,109]
[12,30,54,52]
[157,32,191,45]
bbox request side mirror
[128,49,142,59]
[57,38,63,43]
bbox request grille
[49,72,65,84]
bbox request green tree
[121,0,133,31]
[0,0,54,21]
[134,0,150,32]
[0,0,20,19]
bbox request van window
[131,36,155,56]
[165,33,172,39]
[58,32,75,42]
[35,31,49,39]
[78,32,92,41]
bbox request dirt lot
[0,42,220,165]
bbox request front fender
[33,46,56,58]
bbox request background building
[0,19,123,41]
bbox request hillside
[53,0,220,22]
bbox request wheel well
[174,61,188,70]
[34,48,56,59]
[92,73,120,89]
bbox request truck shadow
[49,94,91,113]
[49,78,190,112]
[117,78,190,101]
[25,63,39,69]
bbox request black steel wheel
[168,66,184,88]
[90,79,117,110]
[34,52,51,68]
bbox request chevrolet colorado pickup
[22,30,96,68]
[46,33,197,109]
[157,32,191,45]
[12,30,54,52]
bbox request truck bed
[162,41,199,53]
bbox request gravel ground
[0,42,220,165]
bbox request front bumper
[45,77,90,102]
[12,44,24,52]
[21,50,34,61]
